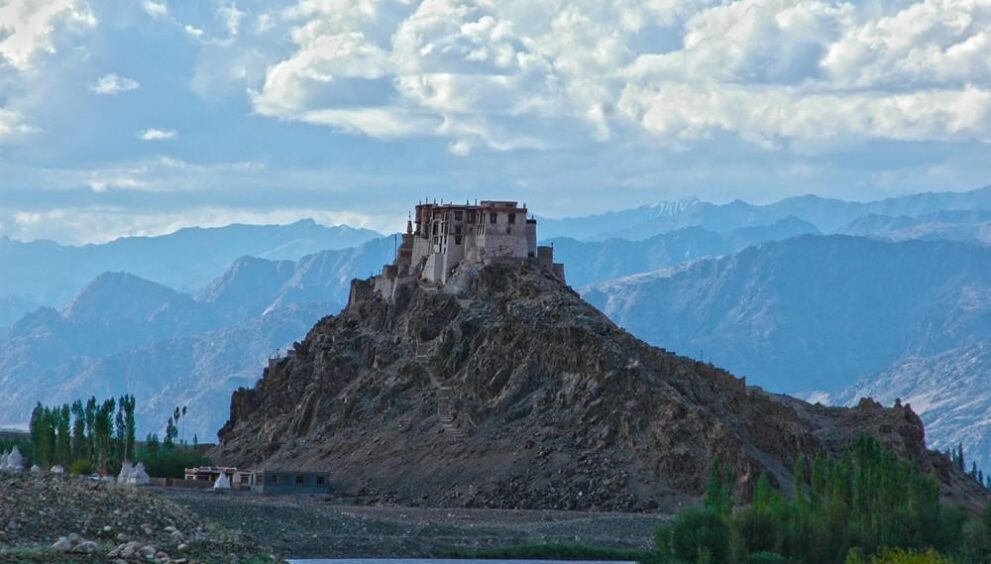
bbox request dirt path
[161,489,669,559]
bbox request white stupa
[213,472,231,490]
[127,462,150,486]
[117,461,134,483]
[30,464,41,473]
[50,465,65,474]
[0,452,8,470]
[5,446,24,472]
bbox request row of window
[434,211,518,225]
[267,474,327,485]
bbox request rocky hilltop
[215,260,983,512]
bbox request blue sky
[1,0,990,243]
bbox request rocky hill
[833,340,991,476]
[214,261,984,512]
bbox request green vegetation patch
[445,542,660,562]
[655,435,991,564]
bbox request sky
[0,0,990,244]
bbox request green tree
[54,404,71,466]
[122,394,136,461]
[669,506,731,563]
[70,400,86,461]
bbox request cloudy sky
[1,0,990,243]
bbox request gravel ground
[0,472,273,563]
[163,489,669,560]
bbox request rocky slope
[833,340,991,475]
[214,261,984,512]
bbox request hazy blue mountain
[0,237,396,439]
[3,273,221,369]
[832,341,991,475]
[197,236,396,315]
[538,198,700,240]
[542,185,991,241]
[585,236,991,395]
[548,227,729,287]
[0,296,39,337]
[0,219,383,309]
[845,210,991,244]
[547,219,821,288]
[725,217,821,251]
[34,305,324,441]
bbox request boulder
[52,537,73,552]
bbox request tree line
[29,395,136,474]
[654,435,991,564]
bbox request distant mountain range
[0,219,383,312]
[540,185,991,241]
[585,236,991,394]
[0,238,395,438]
[549,218,819,287]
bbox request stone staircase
[414,340,470,441]
[437,385,467,440]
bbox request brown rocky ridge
[214,257,986,512]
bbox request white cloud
[218,3,246,38]
[0,108,38,139]
[142,1,168,19]
[0,0,97,71]
[244,0,991,152]
[138,128,178,141]
[88,73,140,95]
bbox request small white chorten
[213,472,231,490]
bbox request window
[432,224,438,235]
[455,235,463,245]
[296,475,305,485]
[271,475,278,484]
[455,225,462,235]
[467,211,476,223]
[454,211,463,221]
[508,213,516,224]
[489,212,498,224]
[316,476,326,485]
